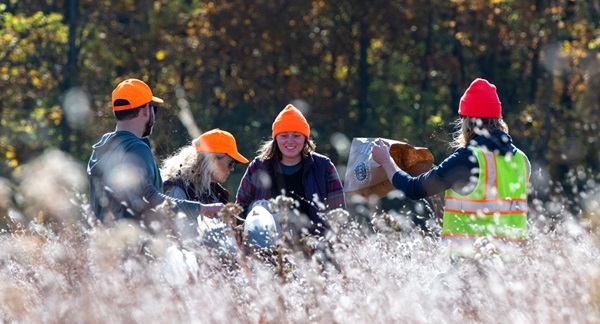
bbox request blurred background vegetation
[1,0,599,223]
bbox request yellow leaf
[156,50,166,61]
[429,114,442,124]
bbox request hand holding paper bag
[343,138,434,199]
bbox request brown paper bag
[343,138,434,199]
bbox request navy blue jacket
[236,152,346,234]
[392,130,531,199]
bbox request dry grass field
[1,150,599,323]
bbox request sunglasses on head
[149,102,159,114]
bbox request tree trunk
[59,0,79,153]
[539,0,559,168]
[357,3,370,130]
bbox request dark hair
[256,137,316,162]
[113,99,146,121]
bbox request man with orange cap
[87,78,223,232]
[235,104,346,244]
[371,78,531,258]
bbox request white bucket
[243,205,280,249]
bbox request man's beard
[142,114,154,137]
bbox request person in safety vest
[371,78,531,257]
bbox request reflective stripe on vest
[443,146,529,254]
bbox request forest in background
[3,2,600,322]
[1,0,599,221]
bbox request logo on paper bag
[353,161,370,183]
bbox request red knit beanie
[458,78,502,118]
[272,104,310,139]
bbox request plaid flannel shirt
[235,152,346,228]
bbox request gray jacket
[87,131,202,222]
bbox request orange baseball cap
[195,129,249,163]
[112,78,164,111]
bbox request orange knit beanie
[272,104,310,139]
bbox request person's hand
[200,202,224,218]
[371,138,401,181]
[371,138,391,165]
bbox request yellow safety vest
[443,146,530,256]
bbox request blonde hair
[257,138,316,162]
[160,143,220,197]
[450,117,509,149]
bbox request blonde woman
[161,129,248,241]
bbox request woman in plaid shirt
[235,104,346,237]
